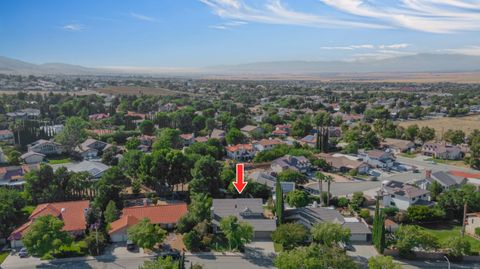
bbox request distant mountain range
[1,54,480,76]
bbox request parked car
[126,240,136,251]
[18,248,29,258]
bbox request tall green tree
[272,223,309,250]
[394,225,439,258]
[22,215,73,258]
[275,244,357,269]
[219,216,253,251]
[275,178,284,225]
[188,156,221,196]
[0,188,25,239]
[372,195,386,254]
[55,116,88,152]
[313,111,332,152]
[311,222,351,247]
[128,218,167,250]
[285,190,309,208]
[104,200,119,224]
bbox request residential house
[285,206,371,242]
[272,124,291,137]
[195,136,209,143]
[249,171,295,194]
[271,155,311,174]
[9,200,90,248]
[0,164,39,188]
[300,135,317,148]
[226,144,256,161]
[380,180,432,210]
[381,138,415,153]
[211,198,276,239]
[465,212,480,237]
[88,113,110,121]
[210,129,226,140]
[359,150,395,169]
[6,108,41,120]
[240,125,263,137]
[384,219,399,233]
[415,170,465,191]
[108,203,188,242]
[27,139,63,156]
[316,153,369,174]
[180,133,195,146]
[20,151,45,164]
[51,161,109,179]
[0,130,15,144]
[253,139,283,152]
[75,139,111,159]
[422,142,464,160]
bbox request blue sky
[1,0,480,68]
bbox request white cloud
[130,12,157,22]
[321,43,410,50]
[441,45,480,56]
[199,0,387,29]
[62,23,85,31]
[200,0,480,33]
[379,43,410,49]
[209,20,247,30]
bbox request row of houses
[7,197,373,248]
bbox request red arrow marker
[233,163,248,194]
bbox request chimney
[425,170,432,179]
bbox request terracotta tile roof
[180,133,194,140]
[272,129,288,135]
[0,129,13,135]
[121,203,187,225]
[257,139,283,146]
[9,200,90,240]
[195,136,209,143]
[108,215,139,234]
[226,144,254,152]
[448,170,480,179]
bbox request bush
[446,236,471,260]
[337,197,349,208]
[54,241,87,258]
[382,207,399,217]
[349,192,365,211]
[407,205,445,223]
[476,227,480,237]
[84,231,107,256]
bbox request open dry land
[96,86,191,96]
[397,114,480,137]
[204,72,480,83]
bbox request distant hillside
[0,56,100,75]
[207,54,480,74]
[1,53,480,76]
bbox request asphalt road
[2,255,479,269]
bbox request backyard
[422,224,480,254]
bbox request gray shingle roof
[212,198,276,232]
[431,171,460,187]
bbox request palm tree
[324,175,334,206]
[315,172,325,205]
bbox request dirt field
[96,86,191,96]
[397,114,480,137]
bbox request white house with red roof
[253,138,284,152]
[9,200,90,248]
[108,203,187,242]
[225,144,257,161]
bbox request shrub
[337,197,349,208]
[382,207,399,217]
[475,227,480,237]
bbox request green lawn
[423,225,480,254]
[0,251,8,265]
[48,158,72,164]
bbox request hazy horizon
[1,0,480,68]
